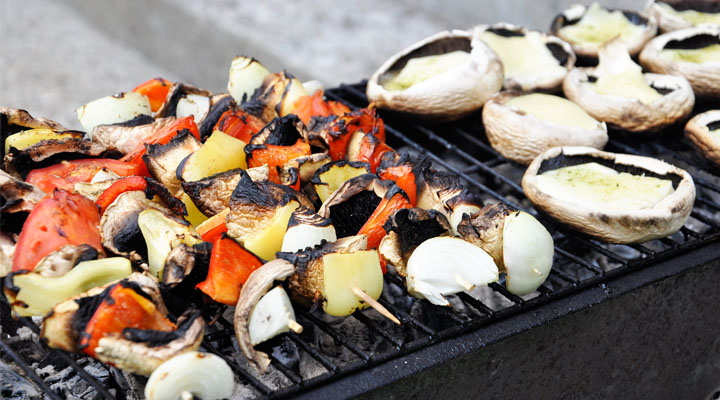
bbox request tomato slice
[80,284,176,358]
[132,77,172,112]
[213,108,266,143]
[120,116,200,166]
[12,190,103,272]
[246,139,311,184]
[26,159,145,193]
[196,235,264,305]
[292,90,350,126]
[357,189,412,251]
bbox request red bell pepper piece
[246,139,311,184]
[26,158,145,193]
[200,222,227,243]
[213,108,266,143]
[196,208,229,242]
[357,188,412,251]
[80,284,176,358]
[378,164,417,206]
[120,116,200,167]
[327,107,385,161]
[292,90,351,126]
[196,235,264,305]
[95,176,148,215]
[356,133,395,173]
[132,77,172,112]
[12,190,103,272]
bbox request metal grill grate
[2,82,720,399]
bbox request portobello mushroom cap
[684,109,720,165]
[366,29,503,121]
[474,23,576,92]
[1,108,67,159]
[550,3,657,58]
[563,44,695,132]
[521,146,695,243]
[646,0,720,33]
[198,93,235,141]
[482,90,608,165]
[639,26,720,97]
[92,116,175,155]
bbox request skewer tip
[455,275,475,291]
[352,287,401,325]
[287,319,304,334]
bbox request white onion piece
[248,286,297,345]
[406,237,498,306]
[144,351,234,400]
[176,94,210,124]
[302,80,325,95]
[227,56,271,103]
[502,211,554,295]
[76,92,151,139]
[279,77,308,116]
[281,224,337,253]
[90,168,120,183]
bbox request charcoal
[0,360,41,399]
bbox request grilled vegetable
[281,207,337,253]
[137,208,202,280]
[155,83,212,119]
[4,128,80,155]
[248,114,308,146]
[132,77,172,112]
[76,92,152,138]
[213,107,266,143]
[13,190,103,273]
[324,107,385,161]
[406,237,499,306]
[243,72,307,122]
[196,234,264,305]
[5,136,107,179]
[227,56,272,104]
[245,139,311,184]
[0,168,44,235]
[4,257,132,317]
[357,186,412,249]
[120,116,199,167]
[292,89,351,126]
[377,152,429,207]
[26,158,145,193]
[248,286,300,345]
[1,107,67,159]
[142,130,202,195]
[177,130,247,182]
[312,160,371,203]
[145,352,235,400]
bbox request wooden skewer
[287,319,304,334]
[455,275,475,291]
[352,287,401,325]
[181,391,194,400]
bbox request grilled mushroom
[143,130,202,195]
[416,167,484,234]
[312,160,371,203]
[155,82,212,119]
[646,0,720,32]
[92,116,175,155]
[248,114,309,146]
[474,23,575,92]
[176,93,234,141]
[684,109,720,165]
[1,107,67,159]
[5,134,107,178]
[551,3,657,58]
[639,26,720,97]
[181,166,269,217]
[0,168,44,232]
[145,352,235,400]
[76,92,152,139]
[482,91,608,165]
[522,146,695,243]
[242,72,308,123]
[366,29,502,121]
[563,39,694,132]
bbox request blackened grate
[2,82,720,399]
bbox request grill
[2,82,720,399]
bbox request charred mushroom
[522,146,696,243]
[551,2,657,58]
[684,109,720,165]
[1,107,67,159]
[474,23,575,92]
[145,352,235,400]
[563,39,694,132]
[76,92,152,138]
[92,116,175,155]
[155,82,212,119]
[639,26,720,97]
[143,129,202,195]
[318,174,392,238]
[482,91,608,165]
[248,114,309,146]
[5,134,107,178]
[646,0,720,32]
[181,166,269,217]
[0,168,44,233]
[366,29,503,121]
[242,72,308,123]
[312,160,371,203]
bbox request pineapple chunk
[241,201,300,260]
[179,130,247,182]
[322,250,383,316]
[5,128,79,154]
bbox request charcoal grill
[2,82,720,399]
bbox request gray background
[0,0,643,130]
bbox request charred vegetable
[145,352,235,400]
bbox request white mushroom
[366,29,503,121]
[684,109,720,165]
[144,351,235,400]
[646,0,720,33]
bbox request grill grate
[2,82,720,399]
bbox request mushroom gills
[558,3,646,46]
[661,43,720,63]
[505,93,600,129]
[656,2,720,25]
[479,31,566,87]
[381,51,470,91]
[248,286,298,345]
[535,162,674,212]
[145,352,234,400]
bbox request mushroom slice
[279,153,332,190]
[551,2,657,58]
[155,82,212,119]
[145,352,235,400]
[227,55,272,104]
[639,26,720,97]
[378,208,452,277]
[248,286,299,346]
[242,72,308,123]
[137,208,203,280]
[0,233,14,277]
[248,114,309,146]
[182,165,270,217]
[281,207,337,253]
[647,0,720,33]
[1,107,67,158]
[482,91,608,165]
[4,257,132,317]
[318,174,392,238]
[5,135,107,178]
[366,29,503,121]
[143,130,202,195]
[4,128,82,156]
[234,259,296,372]
[177,93,235,141]
[92,116,175,155]
[684,109,720,165]
[406,237,499,306]
[563,39,694,132]
[522,146,696,243]
[312,160,371,203]
[457,203,554,295]
[226,170,301,260]
[416,167,483,234]
[76,92,152,139]
[0,168,44,219]
[474,23,575,92]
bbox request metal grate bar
[488,282,525,305]
[351,312,404,348]
[456,292,495,316]
[270,357,303,385]
[0,338,64,400]
[299,313,371,361]
[376,297,436,336]
[202,339,273,395]
[690,210,720,230]
[554,246,605,275]
[286,333,339,373]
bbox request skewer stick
[181,391,194,400]
[352,287,401,325]
[287,319,304,334]
[455,275,475,291]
